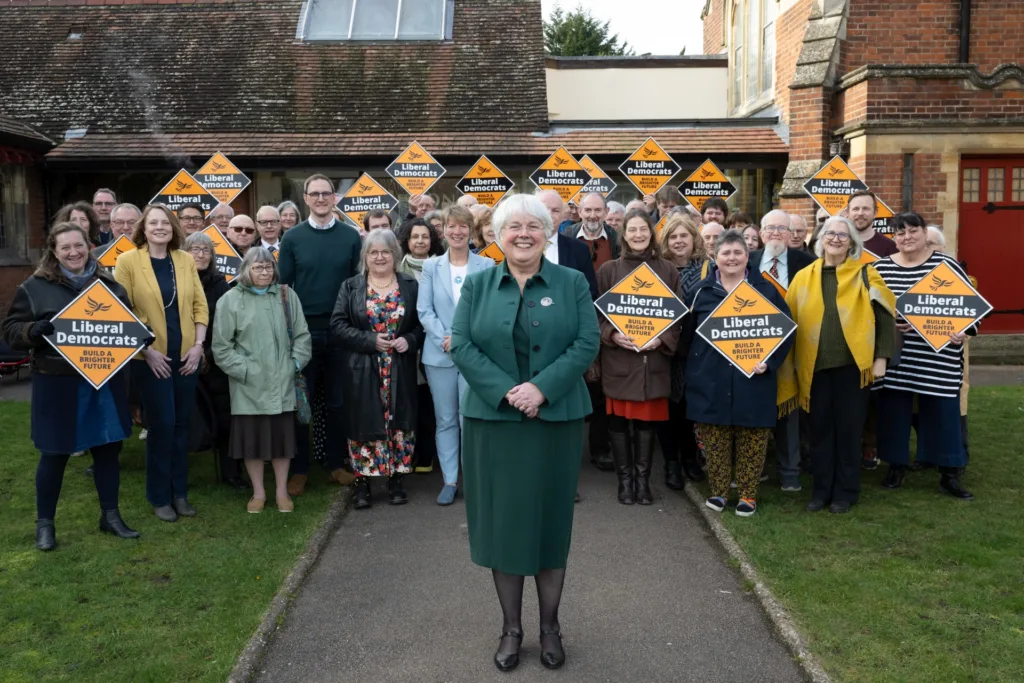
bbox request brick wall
[774,0,813,128]
[840,77,1024,128]
[787,86,833,162]
[969,1,1024,72]
[702,0,726,55]
[0,162,47,316]
[909,152,944,225]
[843,1,960,74]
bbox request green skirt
[463,417,584,576]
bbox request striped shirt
[872,251,972,398]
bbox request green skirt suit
[451,259,600,576]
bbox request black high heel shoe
[494,630,523,672]
[540,629,565,669]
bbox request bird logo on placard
[358,183,373,193]
[84,297,112,317]
[827,165,844,177]
[552,156,569,168]
[631,276,653,292]
[930,275,953,291]
[642,147,657,158]
[211,161,226,171]
[732,296,756,313]
[700,167,714,179]
[175,179,190,192]
[408,151,423,161]
[477,165,492,174]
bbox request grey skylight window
[301,0,454,41]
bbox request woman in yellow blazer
[115,204,209,522]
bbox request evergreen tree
[543,5,633,57]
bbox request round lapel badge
[541,297,553,307]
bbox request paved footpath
[255,463,803,683]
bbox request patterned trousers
[698,424,770,501]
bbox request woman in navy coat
[680,229,794,518]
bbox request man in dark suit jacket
[555,232,598,299]
[748,210,815,492]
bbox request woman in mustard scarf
[778,216,895,514]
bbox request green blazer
[451,258,599,422]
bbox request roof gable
[0,0,546,139]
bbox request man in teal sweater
[278,174,363,495]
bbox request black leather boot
[353,478,372,509]
[609,430,634,505]
[881,465,906,489]
[634,428,655,505]
[664,456,684,491]
[388,474,408,505]
[99,509,140,539]
[939,468,974,500]
[35,519,56,552]
[681,455,705,482]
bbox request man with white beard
[748,210,814,492]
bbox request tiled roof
[0,0,547,140]
[0,115,53,148]
[45,128,788,161]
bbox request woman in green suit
[451,194,600,673]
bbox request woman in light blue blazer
[418,205,495,505]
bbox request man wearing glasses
[749,210,815,492]
[278,174,363,496]
[226,214,257,256]
[208,203,235,233]
[177,203,206,235]
[255,205,282,254]
[92,188,118,245]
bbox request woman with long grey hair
[213,247,312,513]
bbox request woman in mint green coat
[451,194,600,673]
[213,248,311,514]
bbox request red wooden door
[958,157,1024,333]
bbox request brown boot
[331,468,356,486]
[286,474,307,497]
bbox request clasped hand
[375,333,409,353]
[506,382,544,419]
[612,332,661,352]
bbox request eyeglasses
[367,250,393,259]
[256,219,281,227]
[505,225,545,235]
[250,264,275,274]
[188,246,211,255]
[762,225,790,234]
[305,191,334,200]
[822,230,850,242]
[180,215,204,223]
[231,226,256,235]
[110,219,135,228]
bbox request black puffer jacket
[2,269,134,376]
[330,273,425,442]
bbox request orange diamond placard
[195,152,251,206]
[44,280,151,390]
[803,156,869,216]
[530,147,591,203]
[895,261,992,352]
[150,169,218,215]
[594,263,688,350]
[696,280,796,377]
[873,196,896,238]
[338,173,399,227]
[680,159,737,213]
[201,226,243,282]
[456,156,515,207]
[856,247,880,266]
[570,155,617,205]
[619,138,680,196]
[386,141,446,196]
[95,235,136,269]
[477,241,505,264]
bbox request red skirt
[606,397,669,422]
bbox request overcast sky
[541,0,708,56]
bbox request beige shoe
[277,496,294,513]
[247,497,265,514]
[331,468,356,486]
[286,474,307,497]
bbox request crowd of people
[2,173,980,670]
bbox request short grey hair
[625,199,647,213]
[926,225,946,249]
[183,231,214,253]
[715,229,749,257]
[210,203,235,219]
[606,201,626,216]
[277,200,302,221]
[579,191,607,208]
[235,247,279,288]
[423,209,443,225]
[492,193,554,242]
[110,203,141,219]
[360,228,402,274]
[760,209,791,230]
[256,205,280,221]
[813,215,863,260]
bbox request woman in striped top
[871,212,975,500]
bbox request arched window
[729,0,776,110]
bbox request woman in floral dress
[331,229,424,510]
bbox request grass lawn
[0,400,337,683]
[709,386,1024,683]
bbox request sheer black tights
[492,568,567,655]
